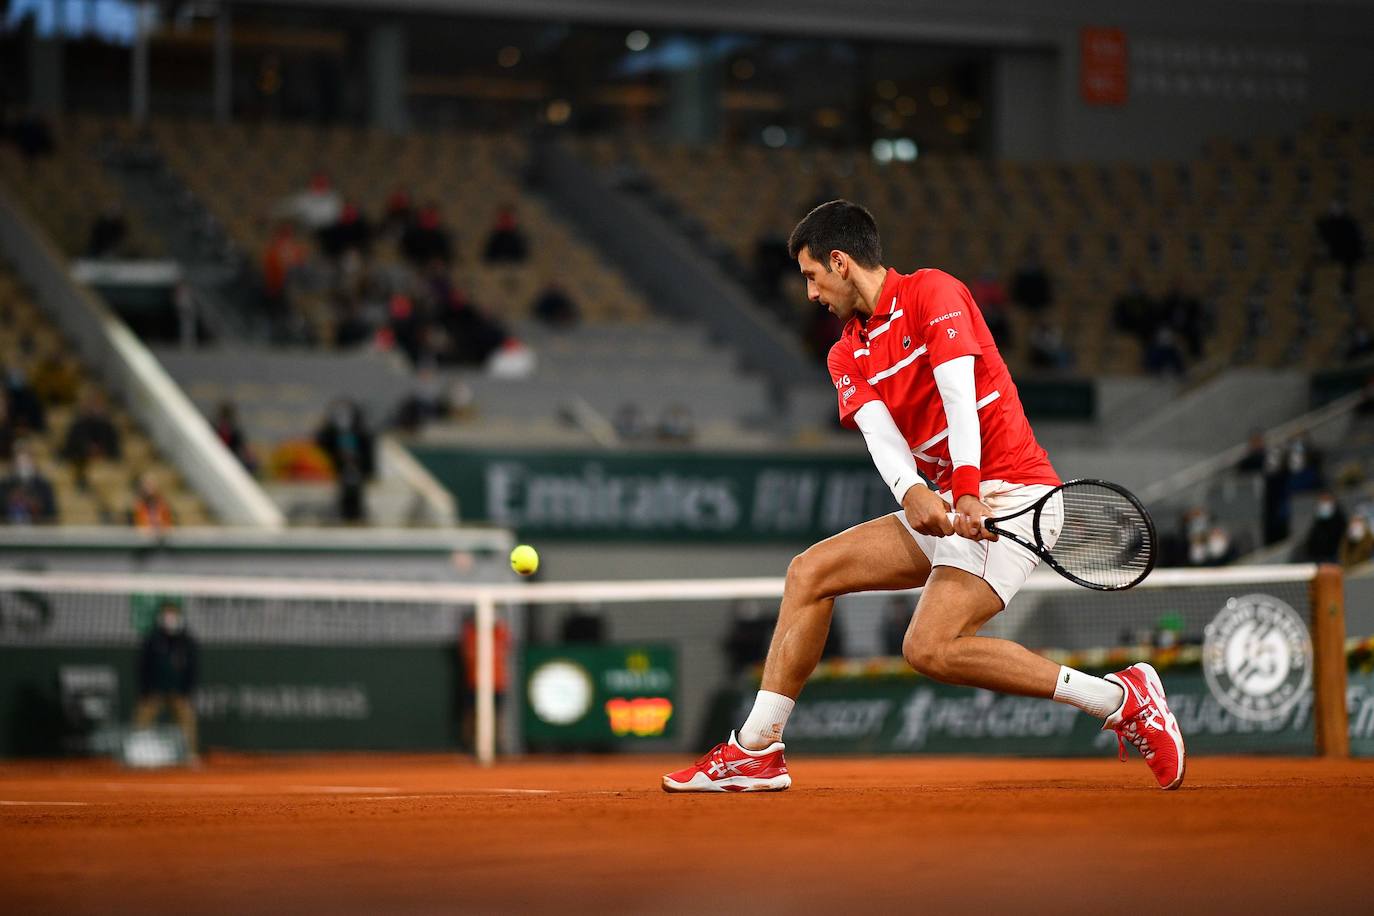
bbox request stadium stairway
[1118,368,1310,453]
[531,139,829,434]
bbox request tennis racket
[970,478,1157,591]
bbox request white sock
[1052,666,1125,719]
[738,690,795,749]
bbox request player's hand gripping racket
[971,479,1157,591]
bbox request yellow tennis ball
[510,544,539,576]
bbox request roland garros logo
[1202,594,1312,722]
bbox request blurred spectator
[1189,524,1236,567]
[724,601,774,675]
[531,282,579,328]
[275,171,342,231]
[614,403,649,442]
[1286,435,1322,492]
[487,338,537,379]
[1299,491,1346,563]
[460,612,510,747]
[483,205,529,263]
[335,452,366,523]
[333,297,373,348]
[753,233,793,305]
[29,344,81,405]
[4,358,46,434]
[0,398,13,462]
[1339,514,1374,568]
[401,204,454,267]
[656,403,695,444]
[1010,247,1053,313]
[1160,278,1205,359]
[1113,273,1156,343]
[86,203,128,258]
[1144,327,1186,376]
[1236,429,1266,473]
[386,293,424,363]
[382,187,414,236]
[62,389,121,467]
[970,264,1008,315]
[134,600,199,758]
[262,222,308,306]
[316,400,374,523]
[317,202,372,259]
[1344,321,1374,363]
[1,443,57,524]
[316,399,375,480]
[442,290,508,366]
[394,365,448,433]
[1029,322,1072,370]
[130,472,174,531]
[212,401,255,473]
[1261,446,1291,545]
[1316,198,1363,292]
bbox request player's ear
[830,250,847,276]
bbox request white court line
[1,800,92,806]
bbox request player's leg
[738,514,931,748]
[902,566,1066,696]
[760,513,931,698]
[662,514,930,793]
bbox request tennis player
[664,200,1185,792]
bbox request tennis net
[0,564,1356,762]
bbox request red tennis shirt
[827,267,1059,500]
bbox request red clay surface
[2,753,1371,915]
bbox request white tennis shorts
[894,480,1063,609]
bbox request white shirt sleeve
[854,400,924,506]
[932,354,980,472]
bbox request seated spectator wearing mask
[1339,515,1374,568]
[1,443,57,524]
[1300,492,1347,563]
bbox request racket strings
[1048,483,1155,589]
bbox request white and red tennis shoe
[1104,662,1186,790]
[661,731,791,793]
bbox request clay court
[2,754,1371,915]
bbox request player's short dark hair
[787,200,882,270]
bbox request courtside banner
[705,661,1374,757]
[410,447,892,542]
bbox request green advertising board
[409,447,893,542]
[0,646,461,756]
[523,644,676,746]
[703,662,1374,757]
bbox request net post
[1310,563,1349,759]
[475,592,497,767]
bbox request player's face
[798,248,858,321]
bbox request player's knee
[785,550,825,599]
[902,633,956,683]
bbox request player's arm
[854,401,953,537]
[828,344,951,537]
[933,355,996,541]
[921,273,996,542]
